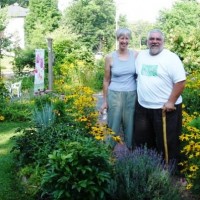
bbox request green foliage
[12,48,35,72]
[25,0,61,47]
[63,0,116,52]
[90,60,104,91]
[0,6,8,31]
[157,0,200,33]
[118,15,129,29]
[20,73,34,91]
[182,71,200,114]
[0,0,29,7]
[130,20,154,49]
[0,122,33,200]
[2,100,32,122]
[41,135,112,200]
[11,123,86,167]
[189,117,200,130]
[156,0,200,72]
[32,103,55,129]
[53,38,96,87]
[180,110,200,196]
[182,87,200,114]
[0,78,10,101]
[108,147,180,200]
[0,6,12,75]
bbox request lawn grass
[0,122,33,200]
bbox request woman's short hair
[116,28,132,39]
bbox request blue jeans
[107,90,137,149]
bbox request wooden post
[47,38,53,91]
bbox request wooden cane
[162,109,168,164]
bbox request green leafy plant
[41,135,112,200]
[189,117,200,129]
[2,100,32,122]
[32,103,55,129]
[11,123,84,167]
[12,48,35,73]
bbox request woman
[100,28,138,150]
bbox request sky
[58,0,197,23]
[116,0,176,22]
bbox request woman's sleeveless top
[108,50,136,91]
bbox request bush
[13,48,35,73]
[91,60,104,91]
[108,147,180,200]
[11,123,87,167]
[2,100,32,122]
[41,135,112,200]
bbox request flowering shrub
[108,147,180,200]
[53,84,123,145]
[90,123,122,147]
[179,70,200,195]
[179,110,200,194]
[182,71,200,114]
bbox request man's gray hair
[147,29,165,41]
[116,28,132,39]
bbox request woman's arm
[100,54,112,113]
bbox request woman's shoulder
[105,51,115,60]
[129,49,139,59]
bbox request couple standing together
[100,28,186,167]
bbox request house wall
[5,17,25,49]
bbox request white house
[4,3,28,49]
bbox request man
[134,29,186,167]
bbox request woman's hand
[100,101,108,114]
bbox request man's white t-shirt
[135,49,186,109]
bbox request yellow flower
[112,136,123,144]
[95,135,104,141]
[189,165,199,172]
[0,115,5,121]
[179,134,189,141]
[186,183,193,190]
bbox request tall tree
[0,6,11,77]
[130,20,154,50]
[118,14,129,29]
[24,0,61,48]
[157,0,200,35]
[0,0,29,7]
[156,0,200,72]
[62,0,116,52]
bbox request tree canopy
[156,0,200,72]
[0,0,29,7]
[24,0,61,48]
[62,0,116,52]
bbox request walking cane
[162,109,168,164]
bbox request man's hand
[162,102,176,112]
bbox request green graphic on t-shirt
[141,64,158,76]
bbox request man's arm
[163,80,186,111]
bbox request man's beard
[149,46,163,55]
